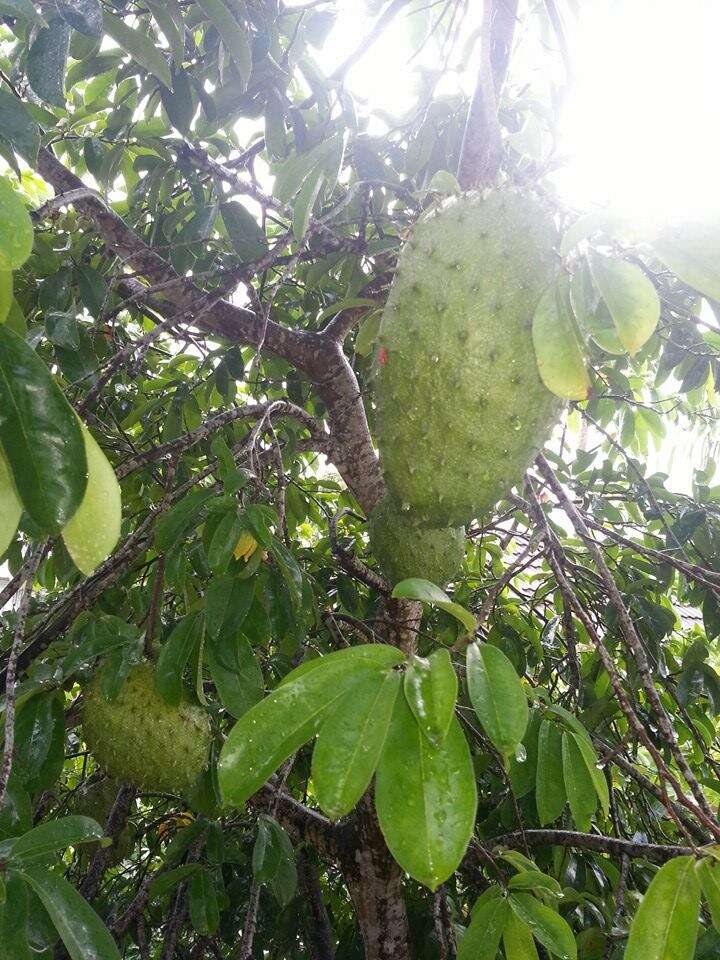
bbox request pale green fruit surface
[82,663,212,794]
[375,190,560,526]
[62,423,121,575]
[0,444,22,556]
[368,496,464,587]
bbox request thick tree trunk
[340,798,412,960]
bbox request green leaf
[205,575,255,639]
[0,446,21,557]
[697,858,720,933]
[160,67,195,134]
[536,719,566,824]
[188,867,219,937]
[457,895,511,960]
[561,731,597,831]
[0,871,32,960]
[652,221,720,302]
[252,815,297,906]
[0,326,87,532]
[207,508,243,573]
[532,281,590,401]
[588,252,660,355]
[374,694,477,890]
[509,893,577,960]
[0,178,33,270]
[19,865,121,960]
[312,667,400,820]
[467,641,528,757]
[55,0,102,37]
[218,645,403,807]
[27,19,71,106]
[221,201,268,261]
[0,271,11,324]
[403,649,457,746]
[569,732,609,816]
[205,631,263,718]
[0,0,45,26]
[625,856,700,960]
[146,0,185,65]
[293,166,324,243]
[0,89,40,165]
[156,615,201,706]
[8,817,104,863]
[61,424,122,575]
[392,578,477,634]
[197,0,251,88]
[426,169,462,195]
[503,913,540,960]
[508,871,562,896]
[103,12,173,89]
[154,489,213,551]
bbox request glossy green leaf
[403,649,457,746]
[625,856,699,960]
[653,221,720,302]
[19,865,121,960]
[536,719,566,824]
[503,913,540,960]
[221,201,268,262]
[156,615,201,706]
[205,575,254,639]
[218,646,402,807]
[375,694,477,890]
[0,178,33,270]
[697,858,720,932]
[26,20,71,106]
[8,817,104,863]
[569,731,609,815]
[104,12,173,89]
[393,578,477,634]
[508,870,562,895]
[61,424,121,575]
[457,895,511,960]
[0,446,21,556]
[0,271,11,324]
[312,667,400,820]
[0,871,31,960]
[0,326,87,532]
[589,252,660,355]
[205,631,263,718]
[293,166,324,243]
[0,89,39,165]
[197,0,251,87]
[532,281,590,401]
[509,893,577,960]
[146,0,185,64]
[188,867,219,936]
[467,641,528,757]
[161,67,195,134]
[561,731,597,831]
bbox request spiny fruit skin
[69,777,134,865]
[368,496,464,586]
[375,190,561,526]
[82,663,212,795]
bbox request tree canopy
[2,2,720,960]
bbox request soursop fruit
[69,777,134,865]
[82,663,212,794]
[368,496,464,586]
[375,189,560,526]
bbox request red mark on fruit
[378,347,389,365]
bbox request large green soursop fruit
[375,190,560,526]
[83,663,211,794]
[368,495,464,586]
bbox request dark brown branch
[298,848,336,960]
[458,0,518,188]
[485,829,692,863]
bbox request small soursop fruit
[69,777,134,865]
[375,189,560,526]
[82,663,211,794]
[368,496,464,586]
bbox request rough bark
[340,798,412,960]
